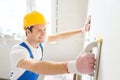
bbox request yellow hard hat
[23,11,46,29]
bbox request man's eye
[44,28,46,31]
[37,30,42,32]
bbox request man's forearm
[47,29,83,42]
[17,58,68,75]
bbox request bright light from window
[0,0,26,35]
[0,0,53,39]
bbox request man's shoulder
[11,41,27,51]
[10,41,29,57]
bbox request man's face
[27,24,47,43]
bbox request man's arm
[47,29,83,42]
[47,16,91,42]
[17,52,96,75]
[17,58,68,75]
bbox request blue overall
[17,42,43,80]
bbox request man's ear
[26,29,32,35]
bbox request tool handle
[83,40,97,52]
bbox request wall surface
[85,0,120,80]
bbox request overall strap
[19,42,33,58]
[39,43,43,60]
[19,42,43,59]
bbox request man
[10,11,95,80]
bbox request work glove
[67,52,96,75]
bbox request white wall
[86,0,120,80]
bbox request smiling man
[10,11,95,80]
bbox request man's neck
[27,39,39,48]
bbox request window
[0,0,55,39]
[0,0,27,37]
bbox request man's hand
[81,16,91,33]
[67,52,96,75]
[76,52,96,74]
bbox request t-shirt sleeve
[10,45,29,67]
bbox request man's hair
[25,26,34,35]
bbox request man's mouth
[39,36,44,39]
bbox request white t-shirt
[10,40,43,80]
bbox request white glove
[67,52,96,75]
